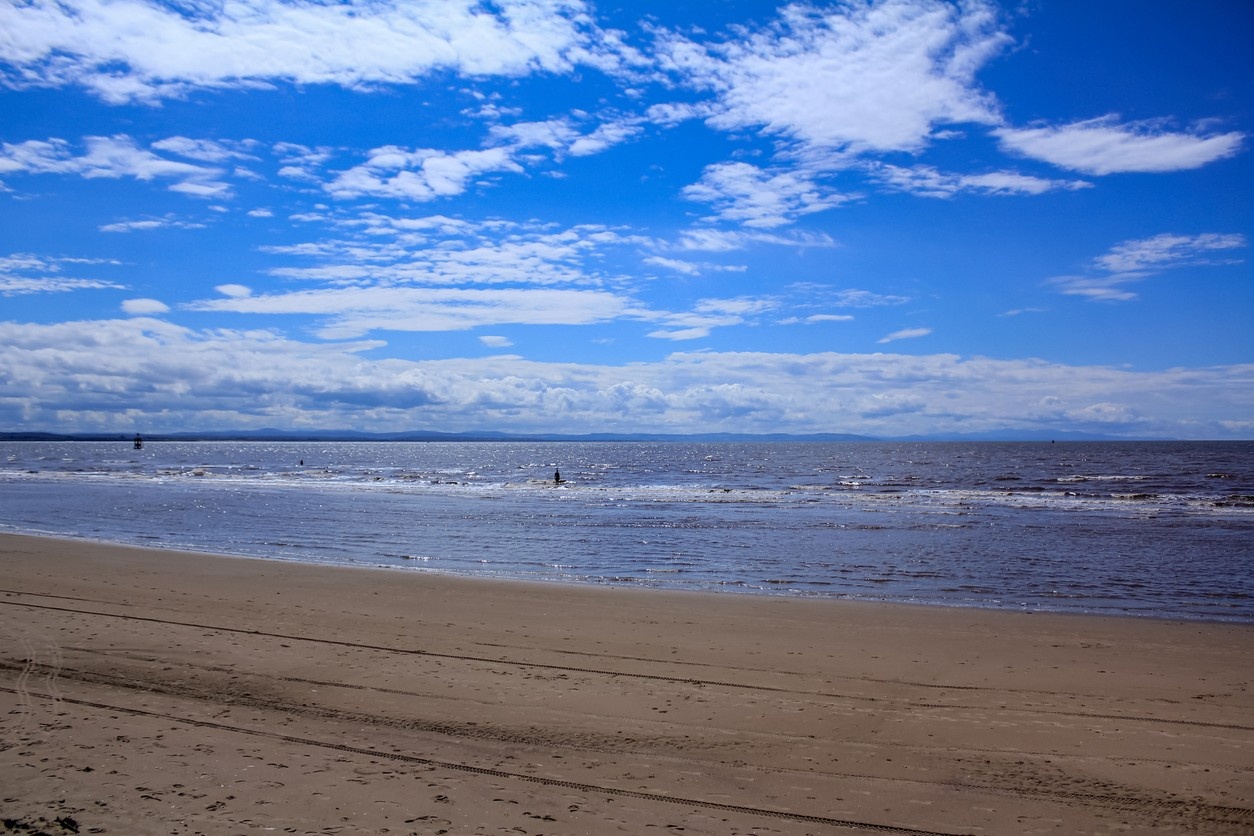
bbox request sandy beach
[1,533,1251,835]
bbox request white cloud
[567,118,644,156]
[662,0,1009,156]
[3,318,1251,438]
[0,135,232,197]
[1093,232,1245,275]
[676,228,837,253]
[646,326,715,342]
[1046,275,1139,303]
[642,256,747,276]
[1050,232,1246,301]
[0,0,595,103]
[878,327,932,343]
[1,275,123,295]
[479,335,514,348]
[187,285,646,339]
[215,284,253,298]
[262,215,650,291]
[490,118,580,151]
[326,146,522,201]
[995,117,1244,175]
[151,136,258,163]
[873,163,1090,197]
[0,253,124,295]
[121,298,170,314]
[786,286,910,308]
[99,215,208,232]
[643,296,777,341]
[683,161,846,228]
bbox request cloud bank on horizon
[1,0,1251,438]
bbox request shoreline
[5,526,1249,626]
[2,531,1252,834]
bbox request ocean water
[1,440,1251,622]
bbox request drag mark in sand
[58,646,1254,776]
[0,616,64,744]
[2,597,1250,733]
[3,654,1253,835]
[5,678,1254,835]
[0,683,967,836]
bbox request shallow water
[2,440,1251,621]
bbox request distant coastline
[0,428,1178,443]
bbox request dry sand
[1,532,1251,835]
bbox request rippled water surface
[2,440,1251,621]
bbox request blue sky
[1,0,1251,438]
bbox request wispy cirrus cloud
[1093,232,1246,275]
[99,214,208,233]
[873,163,1090,197]
[0,253,123,296]
[675,227,837,253]
[184,212,819,342]
[0,135,233,197]
[1050,232,1246,301]
[878,327,932,343]
[189,284,644,340]
[262,216,644,289]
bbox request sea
[1,440,1251,622]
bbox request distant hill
[1,428,1162,442]
[888,430,1160,442]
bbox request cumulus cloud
[683,161,847,228]
[3,318,1250,438]
[660,0,1009,156]
[995,117,1244,175]
[489,118,581,151]
[121,298,170,314]
[150,137,259,163]
[0,0,595,104]
[326,146,522,201]
[567,118,645,157]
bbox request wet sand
[1,532,1251,835]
